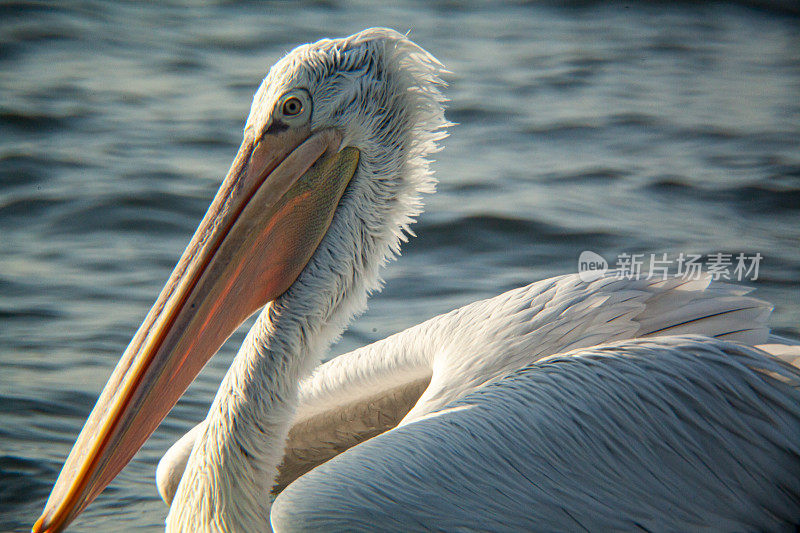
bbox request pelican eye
[275,89,311,126]
[282,97,302,116]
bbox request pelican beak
[32,125,360,533]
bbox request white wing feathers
[390,273,770,423]
[271,336,800,532]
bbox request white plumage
[35,27,800,533]
[158,267,800,530]
[273,336,800,531]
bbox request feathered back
[272,336,800,531]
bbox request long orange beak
[32,125,360,532]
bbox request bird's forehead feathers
[245,27,447,137]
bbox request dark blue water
[2,2,799,531]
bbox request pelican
[34,28,800,532]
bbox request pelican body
[34,28,800,532]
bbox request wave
[411,214,617,252]
[645,175,800,213]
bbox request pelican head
[34,28,448,532]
